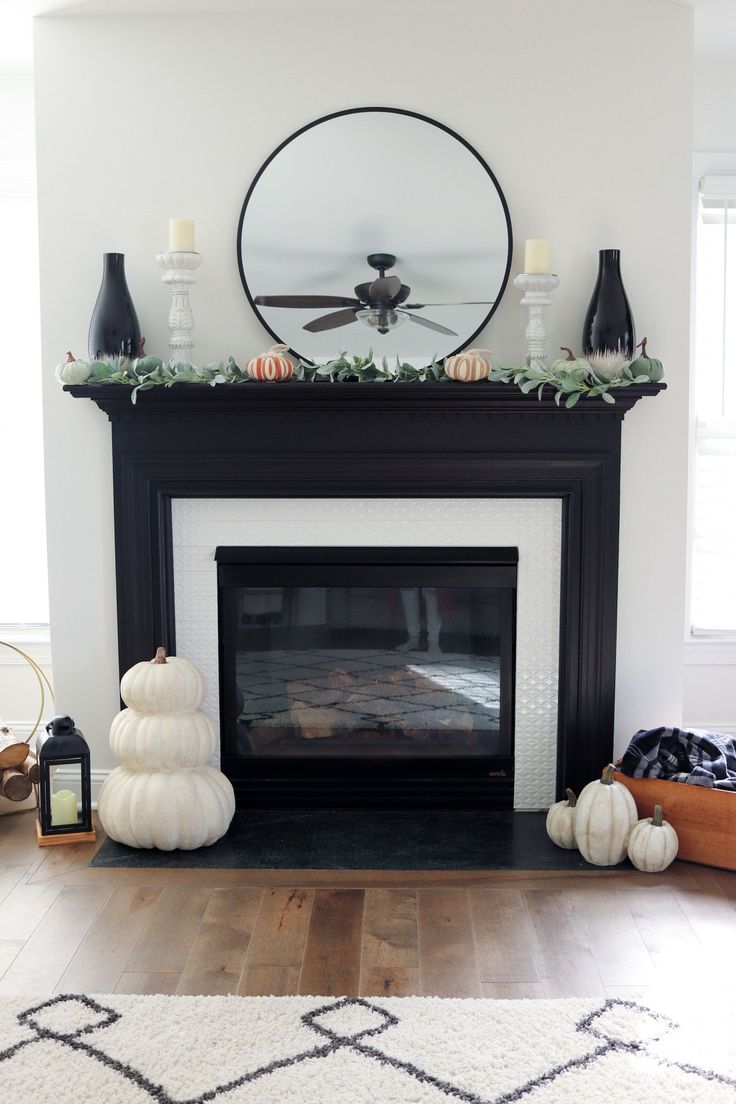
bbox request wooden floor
[1,810,735,1018]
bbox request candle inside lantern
[51,788,79,826]
[524,239,552,275]
[168,218,196,252]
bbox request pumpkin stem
[560,346,576,362]
[565,787,577,808]
[66,351,75,362]
[651,804,663,827]
[153,646,168,664]
[636,337,649,359]
[600,763,616,785]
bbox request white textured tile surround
[172,499,562,809]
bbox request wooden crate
[613,770,736,871]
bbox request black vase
[88,253,141,361]
[582,249,635,373]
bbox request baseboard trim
[51,767,111,809]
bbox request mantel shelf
[64,381,666,421]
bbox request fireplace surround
[66,380,664,804]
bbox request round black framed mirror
[237,107,513,365]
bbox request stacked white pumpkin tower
[99,647,235,850]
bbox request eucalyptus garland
[57,340,663,405]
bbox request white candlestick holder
[156,250,203,365]
[513,272,560,369]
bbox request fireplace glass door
[216,548,517,805]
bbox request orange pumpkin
[444,348,492,382]
[245,343,294,382]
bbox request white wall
[34,0,694,772]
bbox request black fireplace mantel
[66,380,665,800]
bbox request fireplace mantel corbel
[65,380,665,798]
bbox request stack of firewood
[0,725,38,805]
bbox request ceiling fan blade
[255,294,361,308]
[402,301,493,309]
[303,308,359,333]
[400,312,458,337]
[368,275,402,302]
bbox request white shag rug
[1,992,734,1103]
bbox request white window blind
[691,176,736,634]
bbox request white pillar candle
[169,218,196,252]
[51,788,78,826]
[524,239,552,275]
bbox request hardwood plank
[125,887,211,975]
[621,884,701,973]
[0,882,61,941]
[177,888,262,995]
[238,965,302,996]
[360,966,421,997]
[55,886,162,994]
[561,885,653,986]
[361,888,418,969]
[237,887,313,996]
[115,971,181,995]
[27,863,671,891]
[0,942,23,979]
[0,866,28,906]
[417,890,480,997]
[525,888,605,998]
[299,889,364,996]
[669,864,736,947]
[0,884,112,995]
[469,888,540,985]
[481,981,545,999]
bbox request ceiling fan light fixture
[355,307,407,335]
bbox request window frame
[686,152,736,657]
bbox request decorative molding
[683,639,736,665]
[65,381,665,421]
[66,381,664,801]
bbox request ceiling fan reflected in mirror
[254,253,493,336]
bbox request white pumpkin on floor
[98,647,235,850]
[545,788,578,849]
[574,763,637,866]
[626,804,679,872]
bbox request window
[0,74,48,627]
[691,173,736,635]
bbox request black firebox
[216,547,517,807]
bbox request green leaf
[565,391,581,409]
[601,390,616,403]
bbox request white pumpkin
[121,646,204,714]
[55,351,91,385]
[574,763,638,866]
[545,788,578,849]
[109,708,216,769]
[626,804,679,872]
[98,764,235,850]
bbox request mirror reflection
[237,108,513,363]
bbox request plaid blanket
[620,726,736,790]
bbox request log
[1,767,33,802]
[19,751,39,785]
[0,728,29,770]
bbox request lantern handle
[0,640,55,746]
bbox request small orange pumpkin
[245,343,294,382]
[444,348,492,382]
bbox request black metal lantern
[36,715,96,846]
